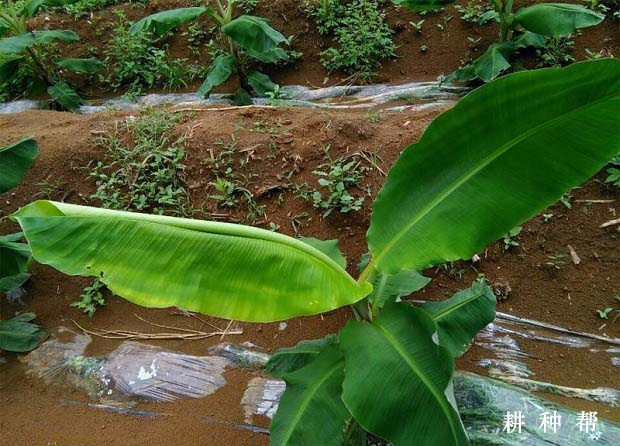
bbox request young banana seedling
[129,1,295,104]
[12,59,620,445]
[0,0,104,110]
[394,0,605,82]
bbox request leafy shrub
[90,108,191,216]
[309,0,395,80]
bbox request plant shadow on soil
[0,104,619,445]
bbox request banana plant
[129,1,294,103]
[0,137,45,353]
[13,59,620,444]
[0,0,104,110]
[394,0,605,82]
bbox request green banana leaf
[222,15,288,63]
[129,7,209,37]
[55,57,104,74]
[392,0,455,11]
[0,233,31,293]
[298,237,347,270]
[473,41,515,82]
[369,268,430,313]
[514,4,604,37]
[13,201,372,322]
[270,344,350,446]
[0,30,78,54]
[48,82,83,111]
[265,335,338,378]
[0,56,23,82]
[420,280,496,357]
[340,301,468,446]
[197,53,234,98]
[0,137,39,194]
[367,59,620,275]
[247,70,278,97]
[23,0,80,17]
[0,313,47,352]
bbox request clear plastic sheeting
[21,328,231,402]
[0,81,467,115]
[241,377,285,423]
[456,372,620,445]
[238,372,620,445]
[472,317,620,407]
[100,341,232,402]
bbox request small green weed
[300,147,368,217]
[605,155,620,188]
[90,108,191,216]
[542,253,567,271]
[454,0,497,25]
[536,36,576,68]
[597,295,620,322]
[101,12,205,95]
[72,278,106,317]
[205,137,266,223]
[62,0,146,18]
[308,0,395,80]
[502,226,522,251]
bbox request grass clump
[90,108,191,216]
[307,0,395,80]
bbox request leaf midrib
[428,290,486,321]
[279,359,343,444]
[374,321,461,443]
[374,93,615,269]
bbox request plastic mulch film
[0,81,467,114]
[456,372,620,445]
[239,373,620,445]
[22,329,232,402]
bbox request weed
[301,147,368,217]
[90,109,191,216]
[597,295,620,322]
[366,109,381,123]
[454,0,497,25]
[502,226,522,251]
[205,137,266,223]
[308,0,395,80]
[536,36,576,67]
[410,19,424,33]
[101,12,205,95]
[72,277,106,317]
[542,253,567,271]
[605,155,620,188]
[61,0,147,18]
[560,190,574,209]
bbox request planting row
[0,0,617,109]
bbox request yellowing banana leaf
[13,201,372,322]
